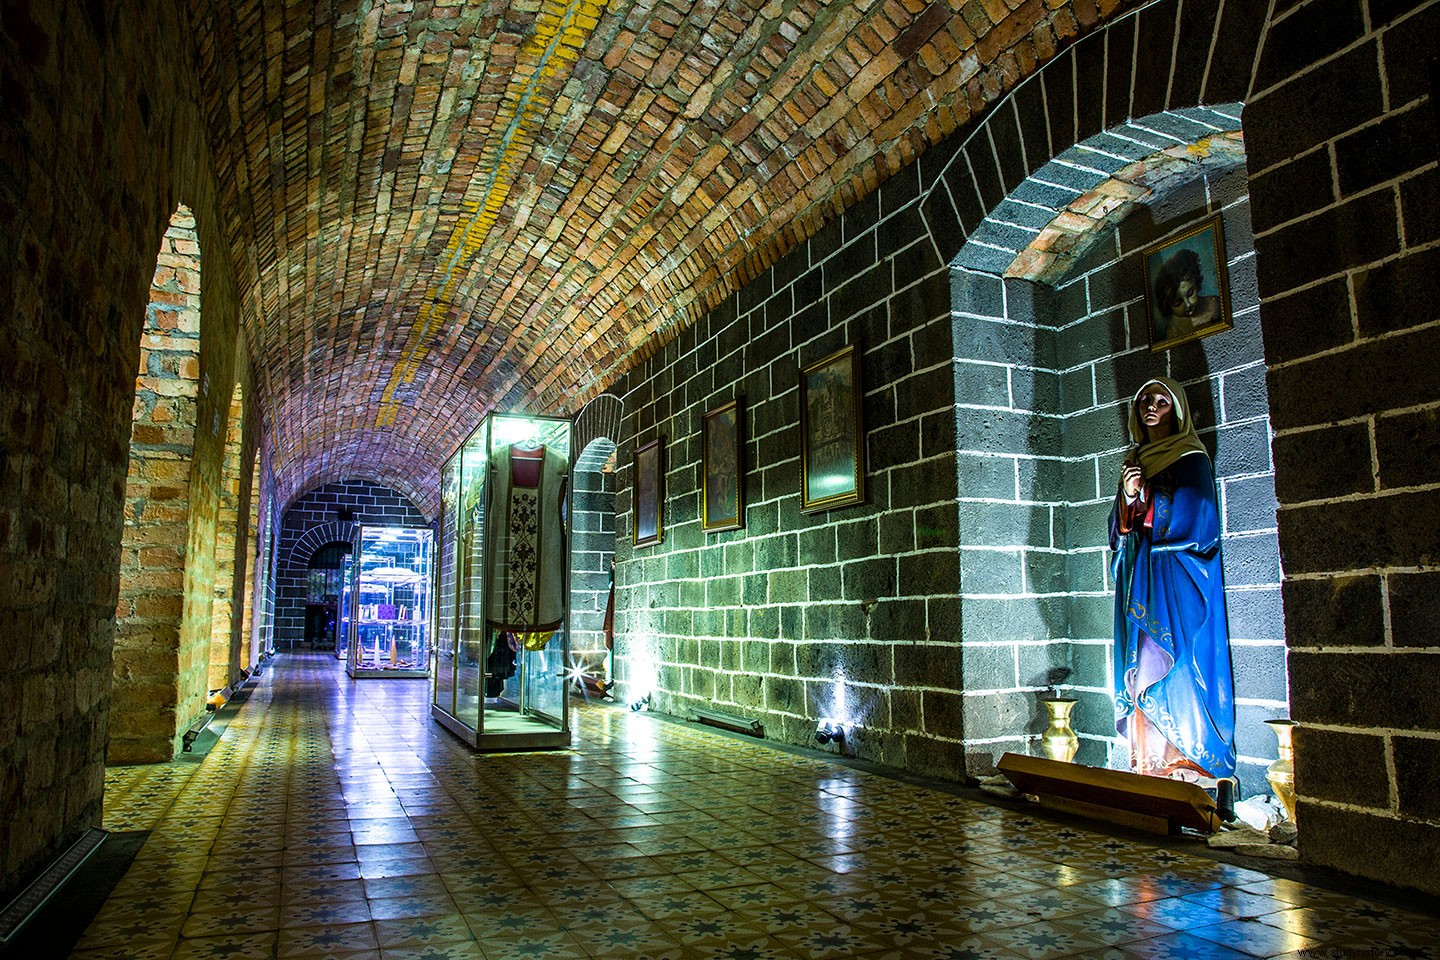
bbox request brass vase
[1266,719,1298,822]
[1040,698,1079,763]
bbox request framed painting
[799,345,865,513]
[632,437,664,547]
[702,399,744,532]
[1142,215,1233,351]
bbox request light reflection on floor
[77,651,1440,959]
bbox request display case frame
[343,524,434,679]
[336,551,353,660]
[431,412,573,750]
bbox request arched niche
[111,203,204,765]
[569,438,619,686]
[948,106,1286,798]
[569,393,625,694]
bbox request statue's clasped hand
[1122,461,1145,499]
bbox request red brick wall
[0,0,246,898]
[239,451,263,672]
[110,207,202,764]
[209,384,246,691]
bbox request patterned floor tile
[379,943,483,960]
[979,919,1109,960]
[463,906,567,940]
[171,931,281,959]
[182,903,283,936]
[68,942,177,960]
[279,899,374,927]
[277,921,383,955]
[477,931,590,960]
[72,652,1440,960]
[368,894,462,920]
[1184,918,1324,957]
[1053,906,1173,945]
[1112,931,1256,960]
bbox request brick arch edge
[572,393,623,467]
[907,0,1440,895]
[285,520,357,574]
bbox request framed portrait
[1142,215,1233,351]
[632,437,664,547]
[701,400,744,532]
[800,345,865,513]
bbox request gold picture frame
[1142,214,1234,352]
[702,400,744,533]
[800,345,865,513]
[632,437,664,547]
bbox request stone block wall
[608,170,961,776]
[597,0,1440,896]
[0,0,245,900]
[273,481,429,648]
[570,444,618,677]
[1245,0,1440,892]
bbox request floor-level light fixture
[815,718,846,745]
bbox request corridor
[72,653,1438,960]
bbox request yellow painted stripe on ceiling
[376,0,608,429]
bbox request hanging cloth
[602,560,616,651]
[485,442,569,635]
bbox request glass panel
[338,553,354,660]
[521,630,565,723]
[481,413,570,737]
[433,453,460,716]
[347,525,433,676]
[454,429,489,727]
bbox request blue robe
[1110,452,1236,778]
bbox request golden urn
[1265,719,1298,822]
[1040,698,1079,763]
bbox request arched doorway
[111,203,204,764]
[569,439,618,695]
[569,394,624,700]
[947,106,1287,797]
[305,541,350,655]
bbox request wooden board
[997,752,1221,835]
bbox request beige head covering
[1126,376,1209,476]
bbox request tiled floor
[73,651,1439,960]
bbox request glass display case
[343,524,434,679]
[432,412,572,749]
[337,551,353,660]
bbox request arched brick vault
[184,0,1144,511]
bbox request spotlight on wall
[815,718,846,745]
[630,694,651,712]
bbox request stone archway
[111,204,205,765]
[908,0,1440,893]
[209,382,247,690]
[946,107,1285,799]
[569,394,624,691]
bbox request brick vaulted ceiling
[188,0,1126,513]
